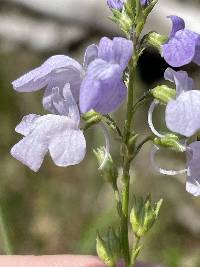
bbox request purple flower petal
[107,0,125,10]
[42,70,82,115]
[112,37,133,70]
[83,44,98,68]
[165,90,200,137]
[164,68,194,96]
[12,55,82,92]
[162,29,196,67]
[98,37,133,70]
[94,79,127,114]
[49,128,86,167]
[193,36,200,65]
[79,59,123,114]
[186,141,200,196]
[98,37,113,62]
[11,114,86,171]
[168,15,185,38]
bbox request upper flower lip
[12,55,83,93]
[162,15,200,67]
[79,37,133,114]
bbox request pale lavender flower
[79,37,133,114]
[165,68,200,137]
[162,16,200,67]
[12,37,132,115]
[11,84,86,172]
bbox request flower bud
[130,195,163,237]
[154,134,186,153]
[107,227,121,259]
[96,229,121,267]
[96,233,115,267]
[93,147,118,184]
[151,85,176,104]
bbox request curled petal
[162,30,196,67]
[98,123,110,170]
[148,100,164,138]
[11,114,85,172]
[166,90,200,137]
[15,114,40,136]
[12,55,82,92]
[79,59,123,114]
[83,44,98,68]
[151,145,187,176]
[186,142,200,196]
[164,68,194,97]
[168,15,185,38]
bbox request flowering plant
[7,0,200,266]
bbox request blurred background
[0,0,200,266]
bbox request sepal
[142,32,168,51]
[82,110,102,129]
[124,0,136,21]
[130,195,163,237]
[154,134,186,152]
[96,228,121,267]
[144,0,159,17]
[93,147,118,183]
[151,85,176,104]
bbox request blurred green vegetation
[0,1,200,266]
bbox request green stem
[104,114,123,138]
[132,135,153,159]
[131,236,141,266]
[132,90,151,115]
[0,205,13,254]
[121,52,138,266]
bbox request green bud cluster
[130,195,163,237]
[154,133,186,153]
[96,228,121,267]
[151,85,176,104]
[93,147,118,184]
[110,0,159,38]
